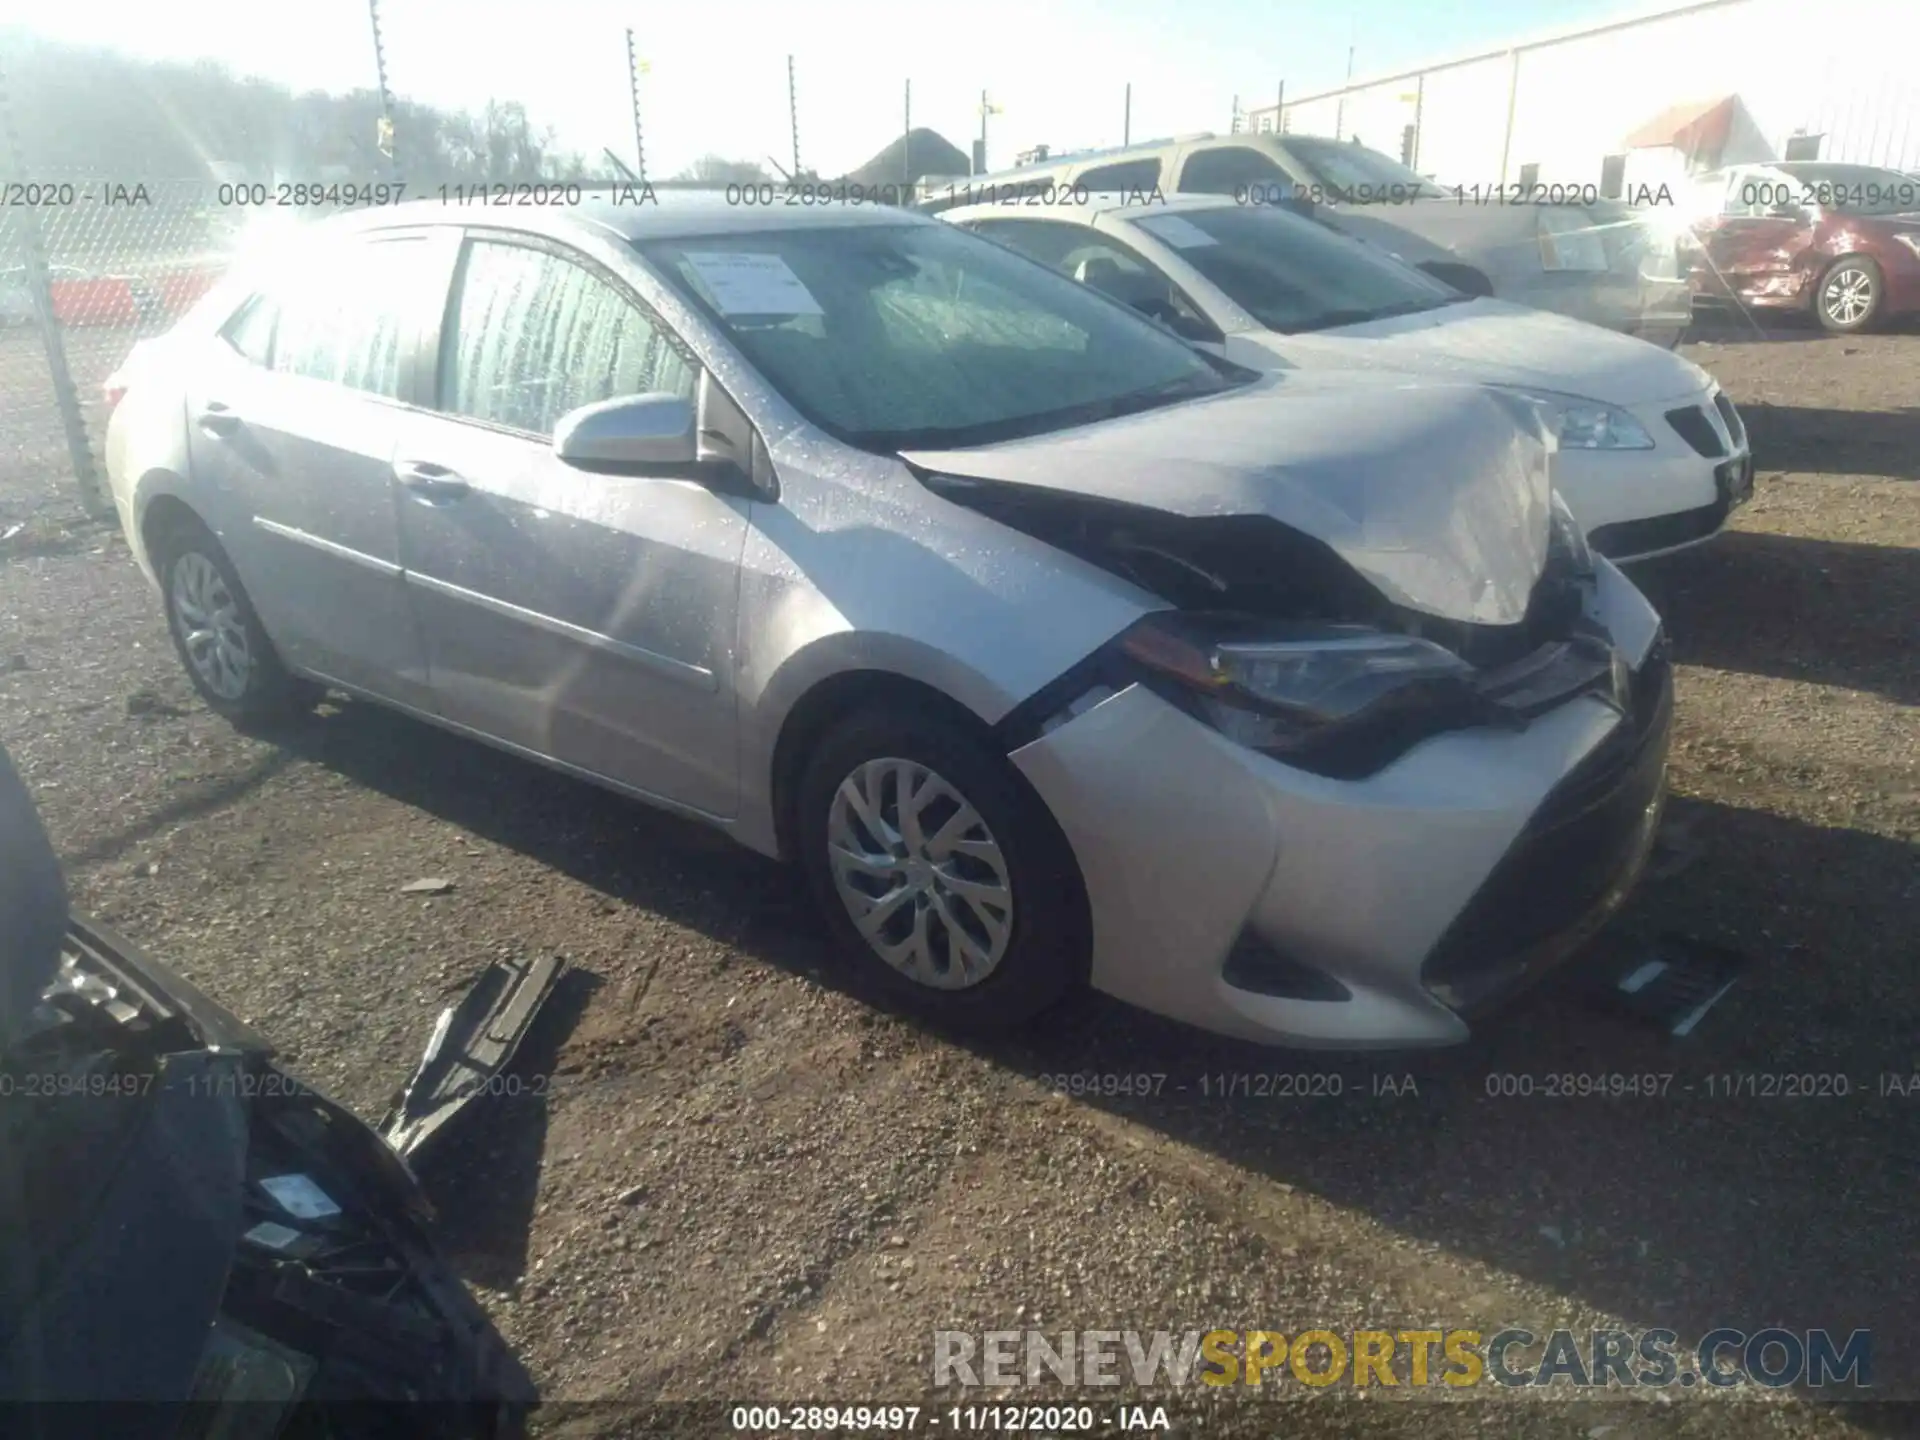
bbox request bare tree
[674,154,775,185]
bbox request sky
[9,0,1643,179]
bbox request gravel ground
[2,315,1917,1440]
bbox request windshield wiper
[1286,297,1457,333]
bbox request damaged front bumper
[1008,560,1670,1049]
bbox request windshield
[637,221,1246,451]
[1765,163,1920,215]
[1282,137,1449,200]
[1131,204,1464,333]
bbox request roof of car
[941,191,1241,222]
[331,188,934,244]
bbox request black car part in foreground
[0,744,539,1440]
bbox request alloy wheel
[825,757,1014,990]
[1822,266,1875,327]
[170,551,254,700]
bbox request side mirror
[554,386,774,501]
[1130,299,1224,346]
[554,392,698,471]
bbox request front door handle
[394,461,470,503]
[197,402,241,438]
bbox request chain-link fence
[1,179,243,537]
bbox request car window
[967,217,1212,336]
[1280,136,1448,200]
[443,239,694,437]
[223,295,277,366]
[1128,203,1459,333]
[267,236,432,399]
[1074,159,1162,192]
[967,218,1128,272]
[1178,147,1295,196]
[639,220,1245,452]
[1764,162,1920,215]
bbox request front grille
[1712,390,1747,450]
[1591,502,1727,559]
[1665,404,1727,458]
[1420,647,1673,1010]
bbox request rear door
[181,230,438,708]
[391,229,749,819]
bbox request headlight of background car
[1113,613,1499,776]
[1506,387,1655,451]
[1536,207,1611,272]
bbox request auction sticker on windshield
[1136,215,1219,250]
[682,251,824,316]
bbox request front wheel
[1815,255,1883,333]
[153,519,317,728]
[796,704,1088,1032]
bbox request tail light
[102,339,153,415]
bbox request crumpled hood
[903,370,1553,625]
[1255,298,1714,408]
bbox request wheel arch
[764,664,1005,867]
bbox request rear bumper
[1009,560,1668,1050]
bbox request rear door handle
[394,461,470,503]
[197,402,241,437]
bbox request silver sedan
[104,195,1670,1048]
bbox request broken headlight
[1116,612,1500,776]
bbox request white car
[943,194,1752,561]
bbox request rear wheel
[152,518,317,727]
[1815,255,1883,332]
[796,703,1087,1031]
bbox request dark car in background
[1685,161,1920,331]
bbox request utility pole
[366,0,398,177]
[1334,43,1354,141]
[1231,94,1241,134]
[625,29,647,180]
[0,59,103,517]
[903,79,912,190]
[1274,79,1284,135]
[976,90,1000,174]
[788,55,801,177]
[1123,83,1131,145]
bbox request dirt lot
[2,316,1916,1439]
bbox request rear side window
[441,239,693,437]
[223,296,277,366]
[1178,146,1295,195]
[238,236,432,399]
[1075,158,1162,191]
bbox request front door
[393,232,749,819]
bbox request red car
[1686,161,1920,332]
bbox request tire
[795,702,1088,1032]
[151,517,318,728]
[1814,255,1883,333]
